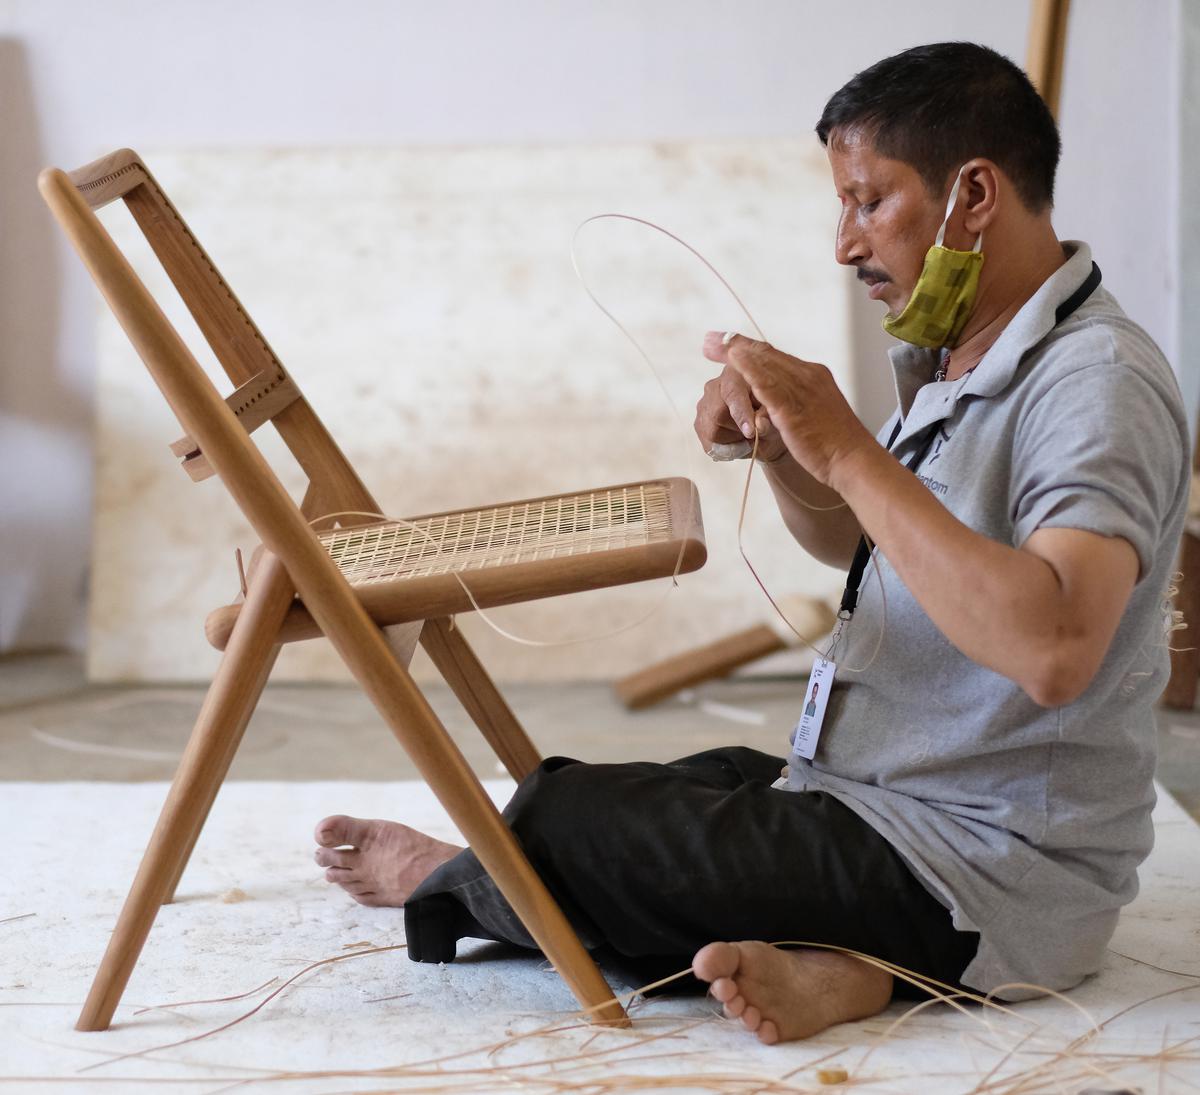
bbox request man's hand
[702,332,876,486]
[694,360,789,464]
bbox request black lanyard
[837,261,1102,620]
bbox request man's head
[810,682,819,700]
[816,43,1061,317]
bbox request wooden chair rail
[207,532,705,649]
[170,367,303,481]
[67,148,148,210]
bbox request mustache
[855,266,890,284]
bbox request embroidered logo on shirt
[918,473,949,496]
[919,425,952,496]
[927,424,953,464]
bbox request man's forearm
[761,456,862,568]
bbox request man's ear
[961,158,1001,237]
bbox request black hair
[816,42,1061,212]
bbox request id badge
[791,657,836,761]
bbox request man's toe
[315,814,369,848]
[692,941,740,985]
[707,976,738,1004]
[315,847,357,869]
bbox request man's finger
[705,329,776,375]
[720,353,770,404]
[720,374,759,440]
[709,422,752,445]
[702,330,732,363]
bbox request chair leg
[162,556,296,903]
[334,631,627,1026]
[75,555,296,1032]
[419,617,542,782]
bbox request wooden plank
[615,624,786,710]
[1026,0,1071,119]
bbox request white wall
[0,0,1182,657]
[1179,0,1200,429]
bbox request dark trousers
[404,747,979,996]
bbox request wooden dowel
[161,553,299,904]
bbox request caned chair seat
[206,478,705,648]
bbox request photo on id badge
[792,657,836,760]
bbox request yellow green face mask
[882,164,983,349]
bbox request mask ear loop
[934,165,983,252]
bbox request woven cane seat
[205,477,705,648]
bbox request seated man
[313,41,1189,1044]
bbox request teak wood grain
[38,149,711,1033]
[203,477,705,649]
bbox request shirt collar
[887,241,1094,430]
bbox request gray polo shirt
[784,241,1189,999]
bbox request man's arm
[759,456,863,569]
[709,333,1140,708]
[829,443,1138,706]
[694,365,862,567]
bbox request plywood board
[89,142,853,681]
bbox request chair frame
[40,148,703,1032]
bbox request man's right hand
[694,365,789,464]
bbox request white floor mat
[1,780,1198,1092]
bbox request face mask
[881,164,983,349]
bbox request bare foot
[313,815,462,907]
[692,941,892,1044]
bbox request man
[804,682,819,719]
[313,42,1189,1044]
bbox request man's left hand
[703,332,876,487]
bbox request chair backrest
[43,148,379,524]
[40,149,425,663]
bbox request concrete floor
[3,651,1199,821]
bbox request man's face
[826,129,948,315]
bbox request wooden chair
[39,149,707,1033]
